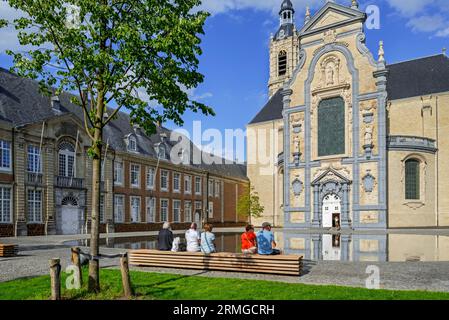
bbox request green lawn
[0,268,448,300]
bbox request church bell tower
[268,0,300,97]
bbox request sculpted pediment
[312,166,351,186]
[300,2,366,36]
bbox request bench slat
[131,261,300,276]
[129,254,301,265]
[129,258,301,271]
[128,249,303,276]
[130,250,302,261]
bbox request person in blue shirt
[200,223,216,254]
[256,222,281,255]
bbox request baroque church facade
[248,0,449,229]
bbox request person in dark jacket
[158,222,174,251]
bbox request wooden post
[71,247,83,287]
[120,253,133,298]
[49,258,61,300]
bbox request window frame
[195,176,202,195]
[278,50,287,76]
[184,175,192,194]
[114,160,124,186]
[27,189,42,223]
[27,144,42,173]
[146,197,156,223]
[0,140,11,172]
[113,194,125,223]
[130,164,141,188]
[160,198,169,222]
[130,196,141,223]
[160,170,169,192]
[146,167,156,190]
[173,199,181,223]
[184,201,192,223]
[405,159,421,201]
[0,186,12,223]
[173,172,181,193]
[317,97,346,158]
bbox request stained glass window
[318,97,345,157]
[405,159,420,200]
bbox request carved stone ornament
[362,171,376,193]
[292,178,304,197]
[323,30,337,44]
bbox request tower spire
[279,0,295,26]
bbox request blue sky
[1,0,448,161]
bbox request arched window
[405,159,420,200]
[318,97,345,157]
[58,141,75,177]
[278,51,287,76]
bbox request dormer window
[128,136,137,152]
[155,143,167,160]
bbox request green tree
[0,0,213,292]
[237,187,264,222]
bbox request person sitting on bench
[158,222,174,251]
[256,222,280,255]
[200,223,216,254]
[241,224,257,254]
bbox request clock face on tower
[278,29,285,40]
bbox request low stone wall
[0,224,13,237]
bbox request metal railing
[54,176,84,189]
[26,172,43,185]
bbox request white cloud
[406,15,445,33]
[384,0,449,38]
[0,2,27,52]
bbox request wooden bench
[0,244,18,257]
[129,250,303,276]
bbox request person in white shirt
[185,223,201,252]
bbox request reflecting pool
[65,232,449,262]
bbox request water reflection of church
[280,232,449,262]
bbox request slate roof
[387,54,449,100]
[248,89,283,125]
[274,24,295,41]
[250,54,449,124]
[0,67,247,180]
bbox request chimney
[51,95,61,111]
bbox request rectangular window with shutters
[318,97,345,157]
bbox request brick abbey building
[0,67,248,237]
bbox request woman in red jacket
[241,224,257,254]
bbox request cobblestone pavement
[1,228,449,293]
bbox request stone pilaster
[45,142,56,235]
[14,134,27,236]
[104,155,114,233]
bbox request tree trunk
[88,97,104,292]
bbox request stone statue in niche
[325,63,335,86]
[364,126,373,146]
